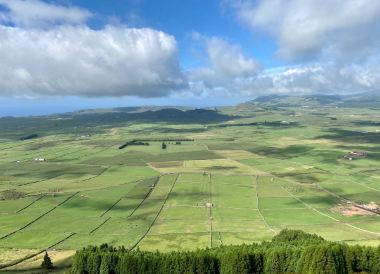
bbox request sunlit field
[1,99,380,271]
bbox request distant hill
[69,108,232,124]
[0,108,236,139]
[246,93,380,108]
[75,106,191,114]
[1,92,380,139]
[338,93,380,108]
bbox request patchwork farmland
[0,98,380,270]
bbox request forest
[70,230,380,274]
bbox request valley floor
[0,104,379,270]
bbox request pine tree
[69,230,379,274]
[306,244,348,274]
[99,253,112,274]
[87,253,101,274]
[264,248,286,274]
[41,251,53,270]
[296,246,315,273]
[250,252,264,274]
[373,245,380,274]
[220,250,250,274]
[195,253,216,274]
[70,251,87,274]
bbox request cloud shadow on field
[61,198,140,213]
[249,145,314,159]
[168,191,215,202]
[286,194,339,208]
[153,127,207,134]
[316,128,380,144]
[275,172,328,184]
[350,121,380,127]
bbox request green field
[0,97,380,270]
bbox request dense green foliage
[41,252,53,269]
[118,140,150,149]
[70,230,380,274]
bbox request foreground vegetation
[71,230,380,274]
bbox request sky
[0,0,379,116]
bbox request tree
[220,250,250,274]
[69,230,379,274]
[264,247,295,273]
[41,252,53,270]
[87,253,101,274]
[99,253,112,274]
[70,251,87,274]
[373,245,380,273]
[162,142,167,149]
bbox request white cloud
[237,63,380,96]
[0,25,186,97]
[206,37,259,78]
[0,0,92,28]
[228,0,380,62]
[186,34,380,98]
[188,36,260,94]
[0,0,379,101]
[0,0,186,98]
[206,0,380,98]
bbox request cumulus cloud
[228,0,380,62]
[235,63,380,96]
[1,0,379,100]
[0,0,92,28]
[0,25,186,97]
[189,59,380,98]
[206,0,380,98]
[0,0,186,98]
[188,36,260,95]
[206,37,259,78]
[185,34,380,98]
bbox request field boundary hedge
[18,177,55,187]
[80,167,108,182]
[16,195,45,213]
[89,217,111,235]
[100,199,123,217]
[128,174,179,251]
[0,192,79,240]
[0,232,76,270]
[128,177,160,218]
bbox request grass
[1,102,380,271]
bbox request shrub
[41,252,53,270]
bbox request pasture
[0,102,380,271]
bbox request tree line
[118,138,193,149]
[70,229,380,274]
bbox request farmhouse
[34,157,46,162]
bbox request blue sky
[73,0,280,66]
[0,0,379,116]
[53,0,282,70]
